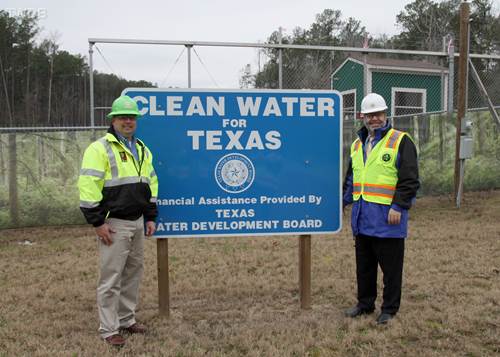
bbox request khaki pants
[97,217,144,338]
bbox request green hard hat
[107,95,141,119]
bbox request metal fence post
[186,45,192,89]
[363,53,368,97]
[439,37,455,169]
[278,27,283,89]
[447,40,455,114]
[89,42,95,138]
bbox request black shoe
[376,313,395,324]
[344,306,374,318]
[104,334,126,347]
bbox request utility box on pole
[459,117,473,159]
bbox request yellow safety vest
[350,129,406,205]
[79,132,158,211]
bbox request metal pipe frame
[88,38,500,60]
[0,126,108,133]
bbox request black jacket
[79,126,158,227]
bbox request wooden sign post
[157,238,170,317]
[299,235,311,309]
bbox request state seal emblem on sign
[215,153,255,193]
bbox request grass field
[0,191,499,356]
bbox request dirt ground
[0,191,499,356]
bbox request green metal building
[331,56,449,119]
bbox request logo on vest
[382,153,391,162]
[119,151,127,162]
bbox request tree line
[0,10,153,128]
[1,1,499,128]
[244,0,500,90]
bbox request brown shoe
[122,323,147,334]
[104,334,125,347]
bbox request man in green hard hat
[78,95,158,347]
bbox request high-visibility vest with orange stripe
[350,129,406,205]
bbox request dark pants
[355,234,405,315]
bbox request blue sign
[123,88,342,238]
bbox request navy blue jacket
[343,122,420,238]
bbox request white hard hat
[361,93,388,114]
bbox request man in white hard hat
[342,92,419,324]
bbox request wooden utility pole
[454,1,470,200]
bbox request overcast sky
[4,0,496,88]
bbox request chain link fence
[1,43,499,229]
[0,130,105,228]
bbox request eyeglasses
[364,111,385,119]
[114,116,137,121]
